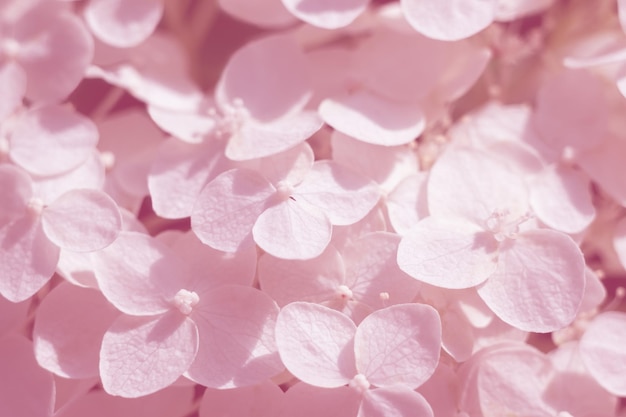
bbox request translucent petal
[253,199,332,260]
[147,104,216,144]
[226,111,323,161]
[216,34,311,121]
[359,387,434,417]
[355,304,441,388]
[191,169,274,252]
[0,164,32,226]
[219,0,296,27]
[257,245,345,307]
[577,134,626,206]
[200,381,284,417]
[255,141,314,187]
[10,105,99,176]
[579,312,626,396]
[41,189,121,252]
[0,336,55,417]
[397,216,499,289]
[386,173,429,235]
[149,138,231,219]
[33,282,119,378]
[85,0,163,48]
[275,302,357,388]
[495,0,555,21]
[0,214,59,302]
[0,61,26,121]
[281,0,368,29]
[295,161,381,226]
[100,312,198,398]
[92,232,188,315]
[529,164,595,234]
[319,92,426,146]
[614,217,626,271]
[401,0,496,41]
[477,229,585,332]
[186,285,283,388]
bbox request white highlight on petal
[275,180,295,201]
[337,285,353,300]
[173,289,200,315]
[27,198,44,216]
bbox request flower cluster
[1,0,626,416]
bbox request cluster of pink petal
[2,0,626,416]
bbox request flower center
[213,98,249,138]
[337,285,353,300]
[349,373,370,394]
[27,198,44,215]
[275,180,295,201]
[484,209,531,242]
[173,289,199,315]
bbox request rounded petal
[529,164,595,234]
[41,189,121,252]
[191,169,274,252]
[253,199,332,260]
[579,312,626,396]
[477,229,585,333]
[216,34,312,121]
[386,173,429,235]
[275,302,357,388]
[295,161,381,226]
[147,104,216,144]
[0,164,32,226]
[186,285,283,388]
[0,61,26,121]
[0,336,55,417]
[319,93,426,146]
[92,232,188,316]
[100,312,198,398]
[281,0,368,29]
[401,0,496,41]
[33,283,119,378]
[355,304,441,389]
[0,214,59,303]
[397,216,499,289]
[149,138,231,219]
[359,387,434,417]
[225,111,323,161]
[85,0,163,48]
[10,105,99,176]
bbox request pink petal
[0,213,59,302]
[275,302,357,388]
[17,10,94,103]
[191,169,274,252]
[495,0,555,21]
[281,0,368,29]
[10,105,99,176]
[186,285,283,388]
[84,0,163,48]
[0,164,32,226]
[614,217,626,271]
[257,245,345,306]
[147,104,216,144]
[417,363,461,417]
[319,92,426,146]
[579,312,626,396]
[219,0,297,27]
[255,142,314,187]
[32,151,106,205]
[226,111,323,161]
[216,34,312,121]
[397,216,499,289]
[427,147,529,225]
[0,62,26,121]
[92,232,188,315]
[149,138,232,219]
[100,312,198,398]
[401,0,496,41]
[343,232,420,308]
[532,70,608,153]
[386,173,429,235]
[359,387,434,417]
[33,282,119,378]
[282,383,362,417]
[577,134,626,206]
[41,189,121,252]
[253,199,332,260]
[0,296,29,337]
[0,336,55,417]
[529,164,595,234]
[199,381,283,417]
[477,229,585,332]
[355,304,441,388]
[295,161,381,226]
